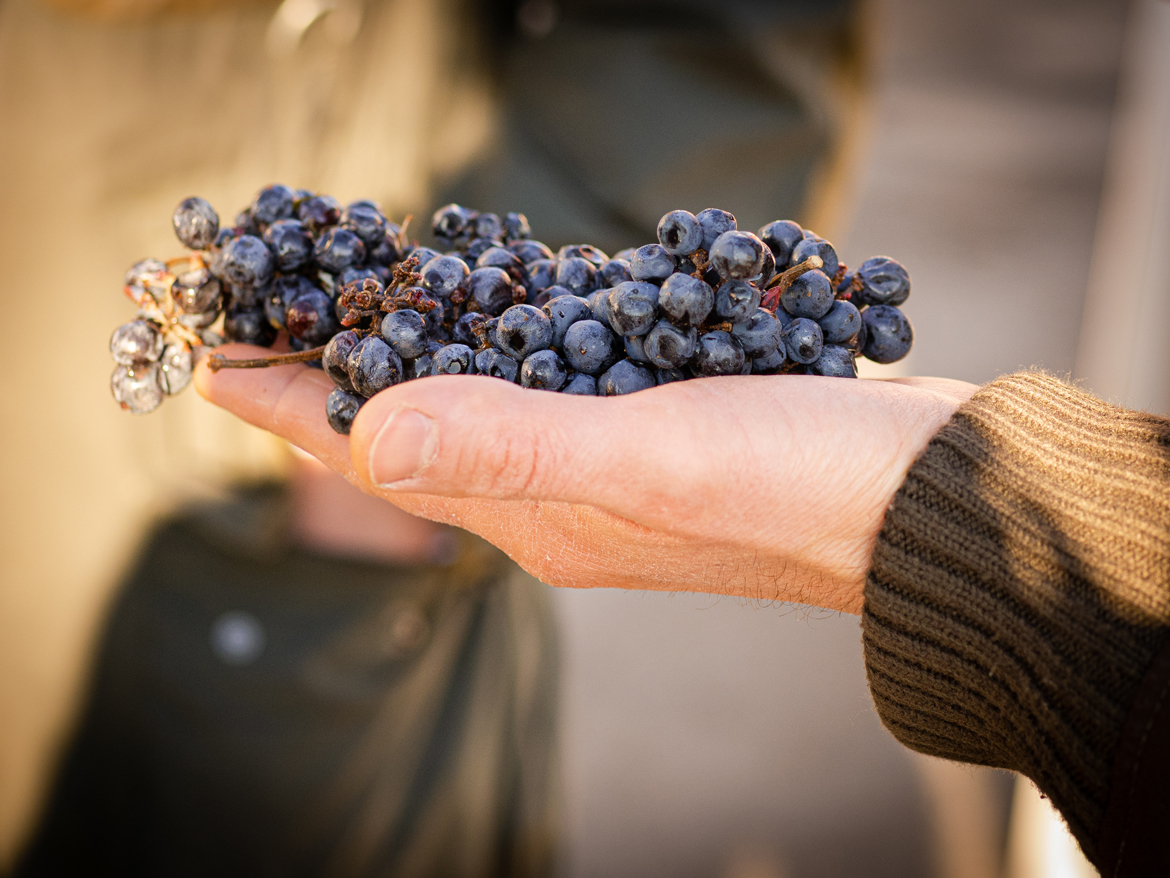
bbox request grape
[111,363,164,414]
[113,195,918,422]
[172,197,219,250]
[861,305,914,364]
[521,349,567,391]
[474,349,520,382]
[562,373,598,395]
[381,309,429,359]
[657,209,702,256]
[494,305,553,360]
[598,359,655,395]
[855,257,911,307]
[781,318,824,365]
[432,344,476,376]
[658,272,714,327]
[158,342,193,394]
[709,231,766,281]
[251,184,296,225]
[110,320,163,366]
[348,336,403,396]
[326,387,364,434]
[780,269,834,319]
[692,331,746,377]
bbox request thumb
[348,375,683,509]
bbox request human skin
[196,345,976,614]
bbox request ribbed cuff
[861,372,1170,866]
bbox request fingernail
[368,408,439,487]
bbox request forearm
[861,372,1170,873]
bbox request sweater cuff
[861,372,1170,867]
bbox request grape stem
[761,255,824,312]
[206,346,326,371]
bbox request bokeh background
[1,0,1167,874]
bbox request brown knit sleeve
[861,372,1170,869]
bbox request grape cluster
[109,187,914,435]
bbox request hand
[195,346,975,613]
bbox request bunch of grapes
[109,186,914,435]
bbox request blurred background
[1,0,1167,875]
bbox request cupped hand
[195,346,975,613]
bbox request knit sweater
[862,372,1170,877]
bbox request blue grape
[714,280,761,323]
[781,317,823,364]
[474,348,519,382]
[381,309,429,359]
[691,330,746,376]
[658,272,714,327]
[731,308,782,358]
[340,202,387,247]
[751,346,787,375]
[816,300,862,346]
[420,254,470,299]
[629,244,675,284]
[476,246,525,273]
[780,269,834,319]
[432,203,476,242]
[556,256,597,296]
[807,345,857,378]
[468,266,517,315]
[494,304,553,359]
[326,387,364,434]
[598,258,633,287]
[503,212,531,242]
[296,195,341,233]
[323,330,360,391]
[509,239,553,264]
[563,320,620,375]
[757,220,803,268]
[220,235,274,287]
[644,320,698,368]
[697,208,736,251]
[521,349,567,391]
[607,281,660,336]
[224,306,277,346]
[473,212,504,242]
[347,336,403,397]
[431,344,477,376]
[657,209,702,255]
[172,197,219,250]
[265,275,316,329]
[709,231,766,280]
[251,184,295,225]
[562,373,598,395]
[861,305,913,363]
[314,227,366,274]
[263,219,312,273]
[855,257,911,307]
[598,359,656,395]
[525,258,558,296]
[624,333,650,363]
[790,237,839,280]
[543,294,592,347]
[656,367,687,385]
[286,289,340,345]
[558,244,608,267]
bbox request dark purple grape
[658,273,714,327]
[709,231,766,281]
[314,227,366,274]
[474,348,519,382]
[657,209,702,256]
[644,320,698,369]
[220,235,274,287]
[807,345,858,378]
[543,295,592,348]
[347,336,403,397]
[607,281,660,336]
[781,317,824,365]
[367,231,404,266]
[556,256,597,296]
[503,211,530,242]
[697,208,736,251]
[110,320,163,366]
[476,246,525,273]
[224,307,277,346]
[790,237,839,281]
[655,367,687,385]
[432,343,477,375]
[691,331,746,377]
[171,266,223,315]
[265,275,316,329]
[326,387,364,434]
[731,308,782,358]
[598,359,655,395]
[624,334,650,363]
[629,244,674,284]
[420,255,470,299]
[752,346,787,375]
[563,320,620,375]
[521,349,567,391]
[757,220,803,268]
[432,203,477,243]
[558,244,608,268]
[598,258,633,287]
[509,239,553,264]
[472,212,503,242]
[286,289,340,345]
[251,184,295,225]
[467,266,516,315]
[780,269,834,319]
[562,373,597,395]
[714,280,761,323]
[381,309,429,359]
[341,201,387,247]
[861,305,913,364]
[817,300,862,346]
[524,258,558,296]
[323,330,360,391]
[263,219,313,272]
[855,257,911,307]
[587,289,616,332]
[172,197,219,250]
[494,305,553,359]
[296,195,341,233]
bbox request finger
[347,374,753,518]
[193,344,355,479]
